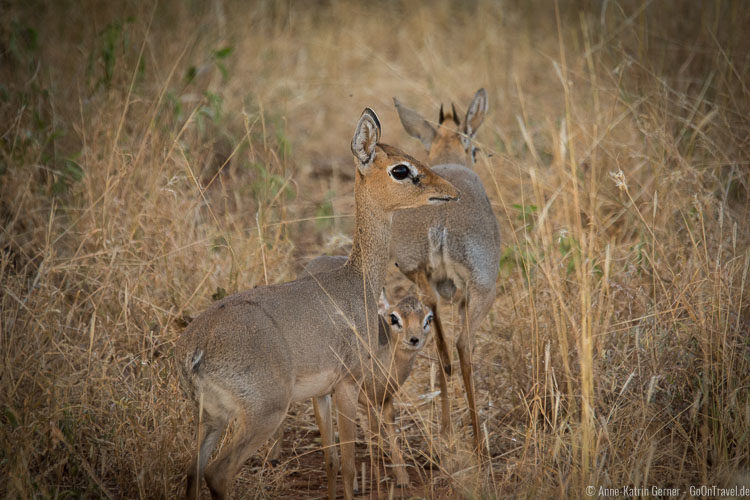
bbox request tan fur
[176,108,457,500]
[392,89,500,455]
[427,112,467,165]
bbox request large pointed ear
[393,97,437,150]
[377,288,391,315]
[351,108,381,173]
[463,88,488,138]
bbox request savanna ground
[2,0,749,498]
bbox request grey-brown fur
[285,255,431,489]
[392,88,501,455]
[175,108,457,500]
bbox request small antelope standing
[271,255,432,492]
[358,292,432,487]
[176,108,457,499]
[391,89,501,454]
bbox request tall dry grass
[1,0,748,497]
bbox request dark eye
[390,164,410,181]
[390,313,400,326]
[471,147,478,162]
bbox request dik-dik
[272,255,432,494]
[391,89,501,454]
[176,108,457,499]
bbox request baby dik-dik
[392,89,501,455]
[284,255,433,493]
[357,292,432,488]
[176,108,457,499]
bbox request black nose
[409,337,420,346]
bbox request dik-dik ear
[351,108,381,173]
[463,88,488,139]
[377,288,391,315]
[393,97,437,150]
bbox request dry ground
[1,0,749,498]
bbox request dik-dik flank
[176,108,457,499]
[392,89,501,454]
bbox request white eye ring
[387,162,418,182]
[423,312,434,330]
[389,312,403,329]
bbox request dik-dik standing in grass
[391,89,501,455]
[270,255,433,493]
[355,292,432,489]
[176,108,457,500]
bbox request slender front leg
[433,309,453,440]
[335,381,360,500]
[382,399,409,486]
[436,356,452,440]
[456,299,482,456]
[408,271,453,440]
[313,394,339,500]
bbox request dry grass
[1,0,749,497]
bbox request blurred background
[1,0,748,497]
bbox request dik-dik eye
[471,146,479,163]
[423,312,434,330]
[390,313,402,329]
[389,164,411,181]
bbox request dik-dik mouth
[428,195,458,204]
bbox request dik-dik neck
[346,174,392,298]
[393,350,417,386]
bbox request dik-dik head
[378,292,433,353]
[351,108,458,211]
[393,88,488,166]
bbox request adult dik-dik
[176,108,457,499]
[391,89,501,454]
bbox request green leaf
[4,406,19,429]
[315,192,334,229]
[212,235,228,252]
[213,46,234,59]
[185,65,197,84]
[212,287,227,301]
[63,159,84,182]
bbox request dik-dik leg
[312,394,339,500]
[456,287,495,457]
[185,413,228,500]
[335,381,360,500]
[204,403,287,499]
[381,399,409,486]
[364,398,409,487]
[407,270,453,438]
